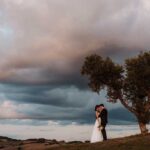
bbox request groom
[98,104,108,141]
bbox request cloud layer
[0,0,149,124]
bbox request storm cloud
[0,0,149,124]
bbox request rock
[45,139,59,145]
[0,139,8,142]
[52,139,58,143]
[37,138,46,143]
[67,141,83,144]
[17,146,23,150]
[0,136,15,142]
[58,140,66,145]
[25,138,46,143]
[23,139,37,145]
[0,145,4,149]
[84,140,90,143]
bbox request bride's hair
[95,105,99,111]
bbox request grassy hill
[48,134,150,150]
[49,134,150,150]
[0,134,150,150]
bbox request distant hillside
[0,133,150,150]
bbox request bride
[90,105,102,143]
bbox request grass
[47,133,150,150]
[1,133,150,150]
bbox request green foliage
[124,52,150,123]
[81,51,150,126]
[81,54,124,94]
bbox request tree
[81,51,150,134]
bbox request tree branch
[118,95,137,115]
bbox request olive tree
[81,51,150,134]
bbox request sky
[0,123,149,141]
[0,0,150,140]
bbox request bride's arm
[96,111,100,125]
[96,111,99,118]
[96,111,99,120]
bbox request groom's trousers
[101,125,107,141]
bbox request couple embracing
[90,104,108,143]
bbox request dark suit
[99,108,108,141]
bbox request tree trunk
[138,122,148,135]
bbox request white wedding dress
[90,118,102,143]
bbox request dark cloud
[0,102,135,125]
[0,0,149,125]
[0,83,136,124]
[93,45,141,63]
[0,0,149,85]
[108,108,136,124]
[2,85,90,107]
[0,119,49,126]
